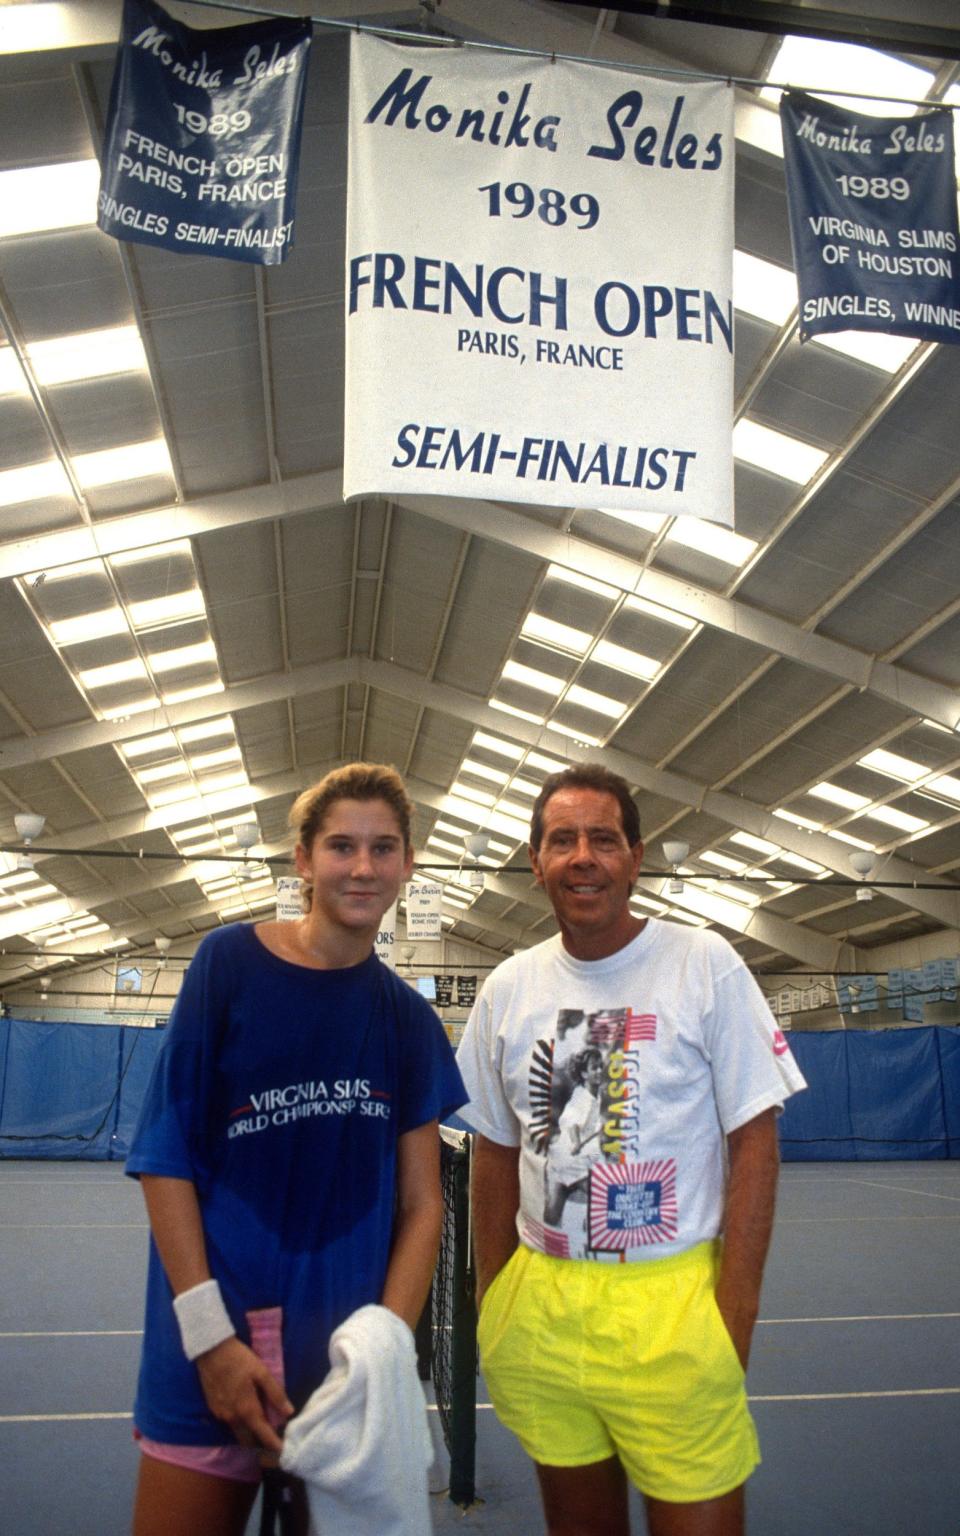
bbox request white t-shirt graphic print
[457,920,806,1263]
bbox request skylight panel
[178,718,234,744]
[733,420,828,486]
[490,699,545,726]
[700,851,749,872]
[808,782,869,810]
[0,160,99,238]
[858,748,927,783]
[815,330,918,373]
[545,564,617,600]
[592,639,659,681]
[733,251,796,326]
[825,828,875,850]
[0,346,25,396]
[0,459,71,508]
[663,516,758,567]
[632,894,669,914]
[502,659,565,696]
[624,595,697,631]
[773,808,823,832]
[50,608,129,645]
[79,657,149,690]
[730,831,781,856]
[151,783,202,808]
[435,818,473,838]
[101,696,160,720]
[594,508,667,534]
[74,438,173,490]
[522,613,593,654]
[525,750,567,774]
[777,851,827,875]
[508,776,540,798]
[149,641,218,674]
[427,835,465,857]
[472,731,524,761]
[27,325,148,387]
[860,805,929,833]
[130,590,206,629]
[925,774,960,805]
[461,757,509,786]
[565,684,626,719]
[761,36,933,117]
[188,746,243,771]
[450,782,496,808]
[137,761,189,784]
[111,540,193,568]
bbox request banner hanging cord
[178,0,959,112]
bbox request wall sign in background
[345,34,735,524]
[98,0,311,264]
[781,90,960,346]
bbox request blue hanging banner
[98,0,312,265]
[780,90,960,347]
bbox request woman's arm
[380,1120,444,1330]
[140,1174,291,1451]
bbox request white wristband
[172,1279,236,1361]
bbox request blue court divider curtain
[0,1016,165,1161]
[779,1027,959,1160]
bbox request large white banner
[345,35,735,524]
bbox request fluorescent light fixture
[0,160,99,238]
[502,659,565,697]
[632,894,669,914]
[809,782,869,811]
[179,718,234,744]
[592,639,659,681]
[860,805,928,833]
[74,439,173,490]
[762,35,932,116]
[565,684,626,719]
[664,515,758,566]
[595,507,667,534]
[150,783,202,808]
[778,851,827,875]
[472,731,524,761]
[490,699,545,726]
[150,641,218,674]
[522,613,593,654]
[186,839,226,855]
[188,746,243,772]
[858,748,927,783]
[450,782,496,808]
[733,419,828,486]
[427,835,465,857]
[122,731,178,759]
[669,908,708,926]
[130,590,206,629]
[50,608,129,646]
[625,594,697,631]
[79,657,148,689]
[508,776,540,798]
[825,828,875,850]
[26,325,148,387]
[926,773,960,804]
[545,721,602,747]
[461,757,509,786]
[525,750,567,774]
[545,564,617,600]
[733,251,796,326]
[199,770,248,794]
[0,459,70,507]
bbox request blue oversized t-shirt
[126,923,466,1443]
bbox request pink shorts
[135,1305,286,1486]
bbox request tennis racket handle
[246,1306,286,1430]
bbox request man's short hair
[529,763,641,851]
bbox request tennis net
[431,1126,477,1506]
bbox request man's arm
[714,1107,779,1371]
[471,1134,521,1308]
[380,1120,444,1329]
[139,1174,291,1451]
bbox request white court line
[0,1329,142,1338]
[0,1222,147,1229]
[758,1312,960,1325]
[778,1214,960,1223]
[748,1388,960,1402]
[0,1412,133,1423]
[834,1176,960,1206]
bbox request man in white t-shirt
[456,764,805,1536]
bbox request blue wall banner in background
[780,90,960,347]
[345,33,735,521]
[98,0,312,265]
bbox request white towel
[279,1304,433,1536]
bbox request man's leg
[644,1483,744,1536]
[535,1456,630,1536]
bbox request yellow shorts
[477,1240,759,1504]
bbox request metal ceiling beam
[394,492,960,731]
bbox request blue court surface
[1,1159,958,1535]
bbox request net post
[448,1132,477,1506]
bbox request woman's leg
[132,1454,259,1536]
